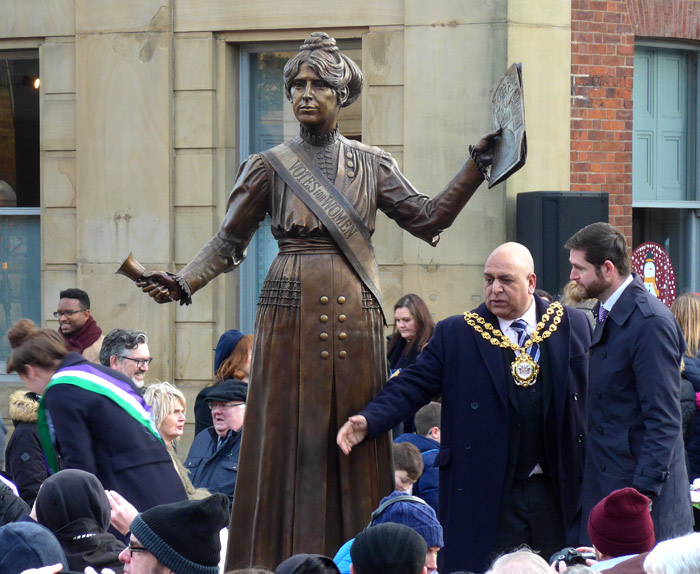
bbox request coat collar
[592,274,642,346]
[207,426,242,443]
[607,274,643,324]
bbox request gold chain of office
[463,301,564,387]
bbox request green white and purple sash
[37,363,162,472]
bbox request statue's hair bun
[300,31,338,54]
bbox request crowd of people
[3,30,700,574]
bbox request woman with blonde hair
[560,279,596,327]
[144,382,209,499]
[671,292,700,479]
[672,292,700,359]
[143,382,187,448]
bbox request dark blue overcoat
[42,353,187,512]
[185,426,242,509]
[361,295,591,573]
[581,275,693,542]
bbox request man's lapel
[472,304,510,407]
[538,295,570,422]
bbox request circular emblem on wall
[632,242,676,308]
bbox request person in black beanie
[350,523,427,574]
[118,493,229,574]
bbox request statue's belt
[263,140,386,324]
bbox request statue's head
[283,32,363,109]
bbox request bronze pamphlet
[487,62,527,188]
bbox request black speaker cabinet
[516,191,609,297]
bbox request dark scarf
[387,336,420,371]
[62,315,102,353]
[35,469,125,572]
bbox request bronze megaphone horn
[115,252,146,282]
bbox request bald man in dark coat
[338,243,591,573]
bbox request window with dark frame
[0,51,41,369]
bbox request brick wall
[570,0,700,243]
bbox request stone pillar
[74,1,175,379]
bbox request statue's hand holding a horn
[116,252,191,305]
[136,272,184,304]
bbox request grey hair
[486,549,551,574]
[283,31,363,108]
[99,328,148,366]
[643,532,700,574]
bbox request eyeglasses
[120,356,153,368]
[53,309,86,318]
[128,542,149,557]
[208,402,246,410]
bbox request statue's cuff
[469,144,491,183]
[167,272,193,306]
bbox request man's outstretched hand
[336,415,369,455]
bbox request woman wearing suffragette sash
[136,32,498,568]
[5,319,187,517]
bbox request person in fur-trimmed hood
[5,390,49,505]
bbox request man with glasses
[55,288,104,363]
[119,493,229,574]
[185,380,247,508]
[100,328,152,388]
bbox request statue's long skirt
[225,243,394,570]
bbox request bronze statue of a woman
[137,32,498,569]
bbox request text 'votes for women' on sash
[262,139,386,323]
[287,157,358,240]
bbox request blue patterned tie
[510,319,540,364]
